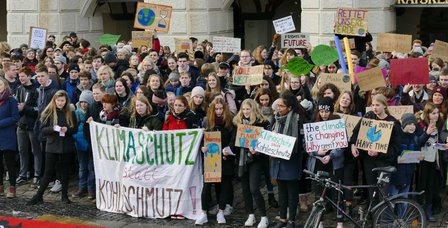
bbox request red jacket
[163,114,187,130]
[162,110,201,130]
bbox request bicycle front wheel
[304,205,325,228]
[372,198,426,228]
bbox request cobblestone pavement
[1,178,448,227]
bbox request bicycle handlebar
[303,169,351,192]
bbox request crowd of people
[0,31,447,228]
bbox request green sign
[311,45,339,66]
[281,57,314,76]
[96,34,121,46]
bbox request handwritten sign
[376,33,412,53]
[212,36,241,53]
[304,119,348,152]
[365,106,413,122]
[356,118,394,153]
[281,57,314,76]
[281,33,309,49]
[204,132,221,183]
[236,124,263,148]
[398,151,422,164]
[390,58,429,86]
[335,8,368,36]
[133,2,172,32]
[131,31,153,48]
[273,16,296,34]
[174,38,193,53]
[336,114,362,139]
[356,67,386,92]
[330,39,355,52]
[319,73,352,92]
[432,40,448,62]
[232,65,264,85]
[255,130,296,160]
[29,27,47,50]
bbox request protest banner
[255,130,296,160]
[232,65,264,85]
[354,66,387,84]
[96,34,121,46]
[212,36,241,53]
[29,27,47,50]
[134,2,172,32]
[273,16,296,34]
[281,57,314,76]
[390,58,429,86]
[311,45,339,66]
[319,73,352,92]
[204,132,221,183]
[174,38,193,53]
[131,31,153,48]
[335,8,368,36]
[236,124,263,149]
[376,33,412,53]
[336,114,362,139]
[355,118,394,153]
[281,33,309,49]
[365,105,413,122]
[398,151,422,164]
[304,119,348,152]
[90,122,204,219]
[432,40,448,62]
[329,38,355,52]
[356,67,386,91]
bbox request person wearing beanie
[165,72,180,93]
[431,86,446,116]
[72,89,95,199]
[104,52,117,68]
[54,55,69,80]
[309,96,344,228]
[62,63,80,104]
[189,86,207,125]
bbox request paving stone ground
[1,177,448,227]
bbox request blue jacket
[0,96,20,151]
[73,109,89,151]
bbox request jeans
[17,128,43,178]
[77,149,95,191]
[0,150,16,186]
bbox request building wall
[301,0,396,48]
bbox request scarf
[238,118,253,177]
[273,111,299,146]
[0,89,11,106]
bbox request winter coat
[62,78,79,104]
[15,81,39,130]
[40,109,77,154]
[73,109,89,152]
[128,113,163,130]
[163,110,201,130]
[0,96,20,151]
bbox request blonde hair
[130,96,153,117]
[97,65,114,82]
[371,94,390,116]
[233,99,267,125]
[40,90,74,127]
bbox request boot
[299,194,308,213]
[425,204,436,222]
[61,194,72,204]
[268,193,279,208]
[6,186,16,198]
[26,194,43,205]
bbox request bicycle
[303,166,426,228]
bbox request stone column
[301,0,396,47]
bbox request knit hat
[69,32,78,38]
[433,86,447,100]
[401,113,417,129]
[79,90,94,105]
[68,63,80,72]
[168,72,180,81]
[378,59,390,70]
[219,62,230,69]
[191,86,205,98]
[26,49,36,55]
[19,44,28,49]
[104,52,117,64]
[317,97,334,112]
[412,47,424,55]
[54,55,67,65]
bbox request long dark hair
[281,90,309,122]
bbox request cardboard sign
[335,8,368,36]
[329,39,355,52]
[390,58,429,86]
[356,67,386,91]
[29,27,47,50]
[304,119,348,152]
[174,38,193,53]
[232,65,264,85]
[336,114,362,139]
[431,40,448,62]
[365,105,413,122]
[96,34,121,46]
[319,73,352,92]
[133,2,172,32]
[311,45,339,66]
[356,118,394,153]
[376,33,412,53]
[255,130,296,160]
[398,151,422,164]
[236,124,263,148]
[212,36,241,53]
[281,57,314,76]
[273,16,296,34]
[131,31,153,48]
[204,132,222,183]
[281,33,310,49]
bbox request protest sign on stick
[273,16,296,34]
[335,8,368,36]
[304,119,348,152]
[281,33,309,49]
[356,118,394,153]
[29,27,47,50]
[134,2,172,32]
[356,67,386,91]
[204,132,222,183]
[376,33,412,53]
[255,130,296,160]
